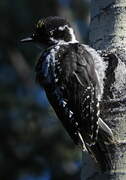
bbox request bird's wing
[54,44,114,170]
[35,44,101,145]
[54,44,100,145]
[35,47,81,145]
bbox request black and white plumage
[21,16,114,170]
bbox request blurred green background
[0,0,90,179]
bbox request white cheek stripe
[50,25,78,45]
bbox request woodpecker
[21,16,114,170]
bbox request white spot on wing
[86,105,89,109]
[75,122,78,126]
[69,110,73,118]
[55,78,58,83]
[96,102,99,108]
[62,100,67,107]
[86,95,90,99]
[87,86,91,90]
[97,110,100,117]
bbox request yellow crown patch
[36,20,44,28]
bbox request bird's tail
[83,118,115,171]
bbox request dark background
[0,0,90,179]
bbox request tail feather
[85,142,113,171]
[98,118,113,141]
[83,118,115,171]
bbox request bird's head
[21,16,78,47]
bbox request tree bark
[81,0,126,179]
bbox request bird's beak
[20,37,33,43]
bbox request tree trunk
[81,0,126,179]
